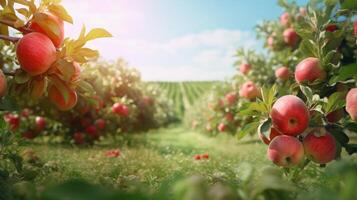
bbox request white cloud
[60,0,259,81]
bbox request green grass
[26,126,267,189]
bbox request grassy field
[26,126,267,189]
[148,82,217,117]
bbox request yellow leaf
[48,4,73,24]
[76,48,99,58]
[31,77,47,99]
[85,28,112,42]
[16,8,29,17]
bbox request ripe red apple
[35,116,46,131]
[194,154,201,160]
[280,12,290,26]
[4,113,20,131]
[295,57,326,84]
[22,131,36,140]
[29,12,64,48]
[85,125,98,139]
[218,123,226,132]
[95,119,106,130]
[16,32,57,76]
[303,129,336,164]
[267,135,305,167]
[239,81,260,100]
[326,109,344,123]
[225,113,234,122]
[354,21,357,37]
[283,28,298,46]
[73,132,85,144]
[48,85,78,111]
[239,63,251,75]
[346,88,357,121]
[326,24,337,32]
[201,153,209,159]
[271,95,309,136]
[225,92,237,105]
[0,70,7,97]
[21,108,32,118]
[105,149,121,158]
[259,127,281,145]
[112,103,129,116]
[275,67,290,81]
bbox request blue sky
[62,0,308,81]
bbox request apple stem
[0,34,20,43]
[0,19,32,34]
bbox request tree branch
[0,19,32,33]
[0,34,20,43]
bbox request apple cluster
[3,108,47,140]
[262,95,337,167]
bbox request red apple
[29,12,65,48]
[267,135,305,167]
[95,119,106,130]
[22,131,36,140]
[346,88,357,121]
[225,92,237,105]
[239,63,251,75]
[354,21,357,37]
[16,32,57,76]
[303,129,336,164]
[85,125,98,139]
[225,113,234,122]
[194,154,201,160]
[295,57,326,84]
[0,70,7,97]
[259,127,282,145]
[35,116,46,131]
[239,81,260,100]
[280,12,290,26]
[48,85,78,111]
[105,149,121,158]
[326,109,344,123]
[73,132,85,144]
[4,113,20,131]
[201,153,209,159]
[218,123,226,132]
[271,95,309,136]
[326,24,337,32]
[283,28,298,46]
[21,108,32,118]
[112,103,129,116]
[275,67,290,81]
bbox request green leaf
[14,70,30,84]
[237,121,260,140]
[77,80,94,94]
[259,118,272,139]
[300,85,313,105]
[327,125,349,146]
[85,28,112,42]
[345,144,357,155]
[239,102,267,116]
[329,64,357,84]
[324,92,346,114]
[345,123,357,133]
[341,0,357,9]
[261,84,277,113]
